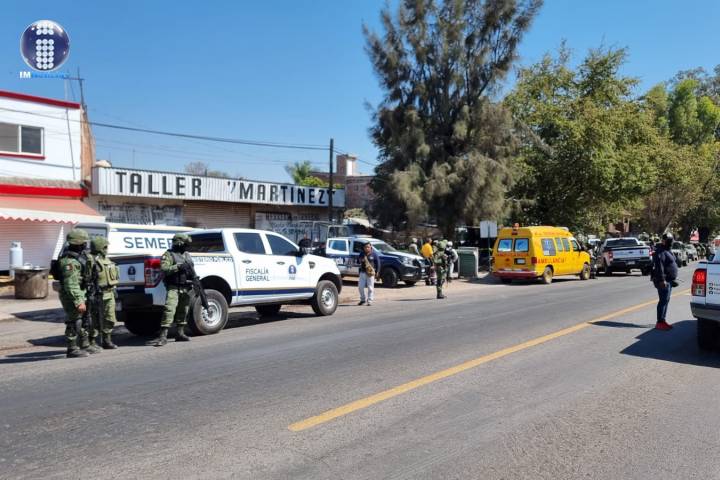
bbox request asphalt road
[2,266,719,480]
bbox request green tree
[183,161,228,178]
[506,46,656,232]
[364,0,542,237]
[285,160,315,184]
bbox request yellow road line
[288,288,691,432]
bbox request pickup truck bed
[690,261,720,350]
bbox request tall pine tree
[364,0,542,236]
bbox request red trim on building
[0,184,87,198]
[0,152,45,160]
[0,90,81,109]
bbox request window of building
[234,232,266,254]
[266,234,298,256]
[0,122,43,156]
[187,232,225,253]
[541,238,557,256]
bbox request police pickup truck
[595,237,652,276]
[111,228,342,336]
[691,260,720,349]
[323,236,426,287]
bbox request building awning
[0,196,104,224]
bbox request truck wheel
[311,280,338,316]
[255,304,281,317]
[381,268,399,288]
[541,267,553,284]
[188,289,228,336]
[123,313,161,337]
[697,318,720,350]
[579,263,590,280]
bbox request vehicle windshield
[370,241,397,253]
[606,239,639,248]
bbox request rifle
[185,262,209,310]
[84,255,103,346]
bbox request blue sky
[2,1,719,183]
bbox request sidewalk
[0,273,495,354]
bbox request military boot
[153,328,169,347]
[175,325,190,342]
[81,339,102,354]
[102,334,118,350]
[67,348,89,358]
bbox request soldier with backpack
[54,229,95,358]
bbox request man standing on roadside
[651,233,679,331]
[421,237,433,260]
[409,238,420,256]
[433,240,448,299]
[150,233,194,346]
[89,237,120,349]
[444,241,458,283]
[358,241,380,306]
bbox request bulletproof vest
[164,251,192,287]
[57,250,89,288]
[95,256,119,288]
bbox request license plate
[627,261,635,265]
[515,258,526,264]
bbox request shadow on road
[0,350,65,364]
[593,320,654,329]
[10,308,65,324]
[619,319,720,368]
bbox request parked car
[671,241,688,267]
[595,237,652,276]
[684,243,699,262]
[324,236,426,287]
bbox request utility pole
[76,67,86,109]
[328,138,334,222]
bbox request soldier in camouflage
[89,237,120,349]
[57,229,93,358]
[432,240,448,300]
[150,233,193,347]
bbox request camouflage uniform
[57,229,93,358]
[89,237,120,349]
[432,241,448,299]
[151,233,193,346]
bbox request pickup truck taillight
[144,258,163,287]
[692,268,707,297]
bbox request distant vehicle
[491,225,591,284]
[684,243,699,262]
[596,237,652,276]
[691,259,720,349]
[111,228,342,337]
[324,236,426,287]
[671,241,689,267]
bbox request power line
[0,106,330,152]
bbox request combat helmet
[172,233,192,247]
[91,237,109,254]
[66,229,89,246]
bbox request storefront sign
[92,167,345,207]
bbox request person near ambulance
[56,229,93,358]
[89,237,120,349]
[651,233,679,331]
[358,241,381,306]
[150,233,194,346]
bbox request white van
[75,222,194,256]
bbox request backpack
[50,250,86,284]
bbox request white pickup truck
[691,261,720,350]
[112,228,343,336]
[595,237,652,276]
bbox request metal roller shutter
[183,202,250,228]
[0,221,68,270]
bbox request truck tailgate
[110,254,150,290]
[610,247,649,259]
[706,266,720,305]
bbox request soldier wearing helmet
[57,229,94,358]
[432,240,448,299]
[89,237,120,349]
[150,233,194,346]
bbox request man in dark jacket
[652,233,679,331]
[358,241,381,306]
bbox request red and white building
[0,90,103,272]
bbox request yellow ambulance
[491,225,592,284]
